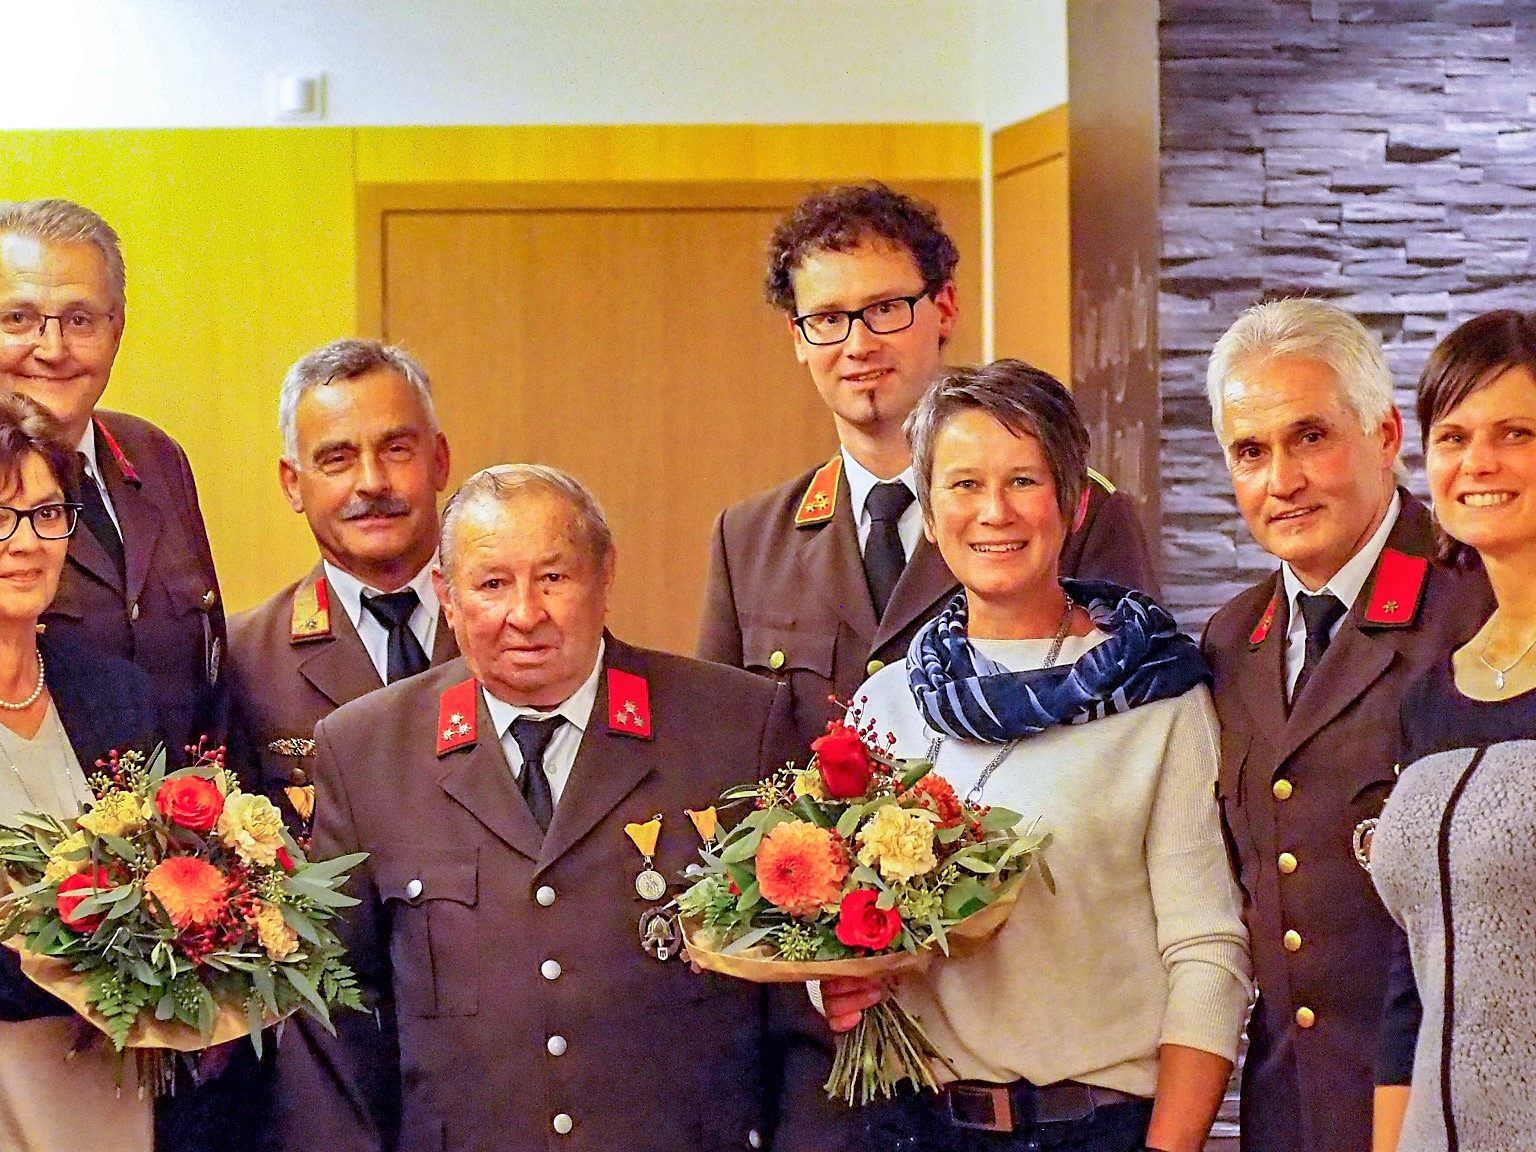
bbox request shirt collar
[483,638,606,739]
[1281,489,1401,616]
[839,446,916,525]
[75,426,102,483]
[322,555,441,631]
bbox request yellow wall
[0,123,979,611]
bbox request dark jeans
[854,1092,1153,1152]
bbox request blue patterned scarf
[906,579,1210,743]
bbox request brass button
[866,659,885,677]
[129,601,140,622]
[289,767,308,785]
[768,650,786,671]
[1273,778,1293,801]
[1278,852,1298,874]
[201,589,219,610]
[1283,930,1302,952]
[1295,1006,1316,1029]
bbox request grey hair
[907,359,1088,525]
[1207,297,1406,480]
[439,464,615,580]
[0,199,126,309]
[279,339,437,463]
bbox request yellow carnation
[252,901,299,961]
[856,805,938,884]
[42,831,90,884]
[792,768,827,801]
[78,791,147,839]
[216,793,286,867]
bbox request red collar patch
[794,457,842,527]
[1363,548,1428,628]
[1250,594,1278,647]
[290,575,333,643]
[93,417,140,486]
[607,669,653,739]
[436,678,479,756]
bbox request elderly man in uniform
[698,182,1158,752]
[0,198,224,759]
[277,464,807,1152]
[228,339,457,836]
[1200,298,1490,1152]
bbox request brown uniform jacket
[226,563,458,831]
[43,412,225,759]
[697,458,1160,751]
[1201,492,1491,1152]
[276,637,807,1152]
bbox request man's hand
[821,976,885,1033]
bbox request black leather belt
[943,1079,1146,1133]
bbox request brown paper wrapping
[682,883,1020,983]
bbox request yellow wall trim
[991,105,1068,178]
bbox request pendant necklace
[928,597,1077,806]
[1479,626,1536,691]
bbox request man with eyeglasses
[697,182,1159,754]
[0,198,233,1152]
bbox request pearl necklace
[0,652,45,711]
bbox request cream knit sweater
[856,632,1252,1096]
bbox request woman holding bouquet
[820,361,1251,1152]
[0,392,160,1150]
[1371,312,1536,1151]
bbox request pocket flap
[742,619,836,678]
[377,857,478,907]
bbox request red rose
[835,889,902,951]
[812,723,874,800]
[56,866,114,933]
[275,847,295,874]
[155,776,224,832]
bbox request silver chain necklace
[1479,626,1536,691]
[928,598,1076,805]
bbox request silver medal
[635,868,667,901]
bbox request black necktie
[1292,591,1347,704]
[511,716,562,832]
[361,589,431,683]
[863,481,914,618]
[76,454,125,583]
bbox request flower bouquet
[0,744,366,1093]
[678,711,1050,1105]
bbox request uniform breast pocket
[379,854,479,1018]
[741,618,836,681]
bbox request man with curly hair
[697,182,1159,752]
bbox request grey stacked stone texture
[1159,1,1536,629]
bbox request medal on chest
[625,814,667,900]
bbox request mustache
[338,494,412,521]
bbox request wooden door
[361,182,982,654]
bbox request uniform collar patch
[290,576,333,643]
[607,668,653,739]
[1363,548,1428,628]
[1250,593,1278,647]
[93,416,140,486]
[794,456,842,528]
[437,677,479,756]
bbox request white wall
[976,0,1068,130]
[1,0,1017,128]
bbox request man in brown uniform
[1200,299,1490,1152]
[227,339,456,836]
[278,464,808,1152]
[0,199,224,759]
[697,183,1159,751]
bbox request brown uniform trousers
[227,563,458,828]
[44,412,225,760]
[276,637,815,1152]
[1201,493,1491,1152]
[697,461,1160,753]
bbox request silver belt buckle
[947,1084,1014,1132]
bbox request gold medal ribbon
[624,816,662,859]
[685,806,718,843]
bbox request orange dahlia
[909,774,965,828]
[144,856,229,930]
[756,821,848,917]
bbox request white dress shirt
[483,640,605,806]
[322,558,441,686]
[1280,490,1401,700]
[75,426,122,535]
[840,447,921,560]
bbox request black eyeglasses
[792,293,929,346]
[0,308,117,344]
[0,503,82,542]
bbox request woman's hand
[1372,1086,1410,1152]
[820,976,885,1033]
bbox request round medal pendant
[635,868,667,901]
